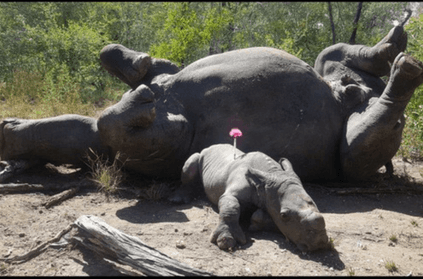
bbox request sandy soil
[1,158,423,276]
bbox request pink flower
[229,128,243,138]
[229,128,242,160]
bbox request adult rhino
[1,25,422,182]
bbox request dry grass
[86,149,126,200]
[0,69,119,120]
[384,259,398,273]
[136,181,173,201]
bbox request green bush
[399,14,423,159]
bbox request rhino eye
[280,209,291,222]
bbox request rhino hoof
[394,54,423,80]
[216,234,236,251]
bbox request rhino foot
[373,25,407,62]
[210,222,246,250]
[366,25,407,77]
[387,52,423,100]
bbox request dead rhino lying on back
[169,144,330,252]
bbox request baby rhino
[169,144,329,252]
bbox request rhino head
[246,158,329,252]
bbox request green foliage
[397,14,423,159]
[149,3,233,66]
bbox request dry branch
[72,215,214,276]
[0,183,44,193]
[0,224,75,264]
[41,187,80,208]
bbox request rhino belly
[170,47,344,182]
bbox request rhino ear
[278,158,293,172]
[246,167,268,189]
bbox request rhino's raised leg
[100,44,152,90]
[168,152,201,204]
[210,194,247,250]
[100,44,180,90]
[315,25,407,77]
[341,53,423,181]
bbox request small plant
[384,260,398,272]
[411,220,419,227]
[0,263,8,275]
[86,149,125,200]
[389,235,398,243]
[347,267,355,276]
[329,237,336,250]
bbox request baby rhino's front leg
[210,194,246,250]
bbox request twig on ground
[41,187,80,209]
[0,224,75,264]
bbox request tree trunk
[349,2,363,45]
[328,2,336,45]
[72,215,214,276]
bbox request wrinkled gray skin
[171,143,329,252]
[1,26,423,182]
[0,115,106,166]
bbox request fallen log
[0,183,44,193]
[72,215,214,276]
[42,187,80,209]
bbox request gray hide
[170,143,329,252]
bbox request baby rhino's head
[246,158,329,252]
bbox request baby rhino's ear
[246,167,268,190]
[278,157,293,172]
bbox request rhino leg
[248,208,279,232]
[341,53,423,181]
[100,44,152,90]
[210,194,246,250]
[168,152,201,204]
[385,160,394,177]
[315,25,407,77]
[0,115,106,172]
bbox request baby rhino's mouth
[295,235,330,252]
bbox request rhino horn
[304,211,326,231]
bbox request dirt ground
[1,157,423,276]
